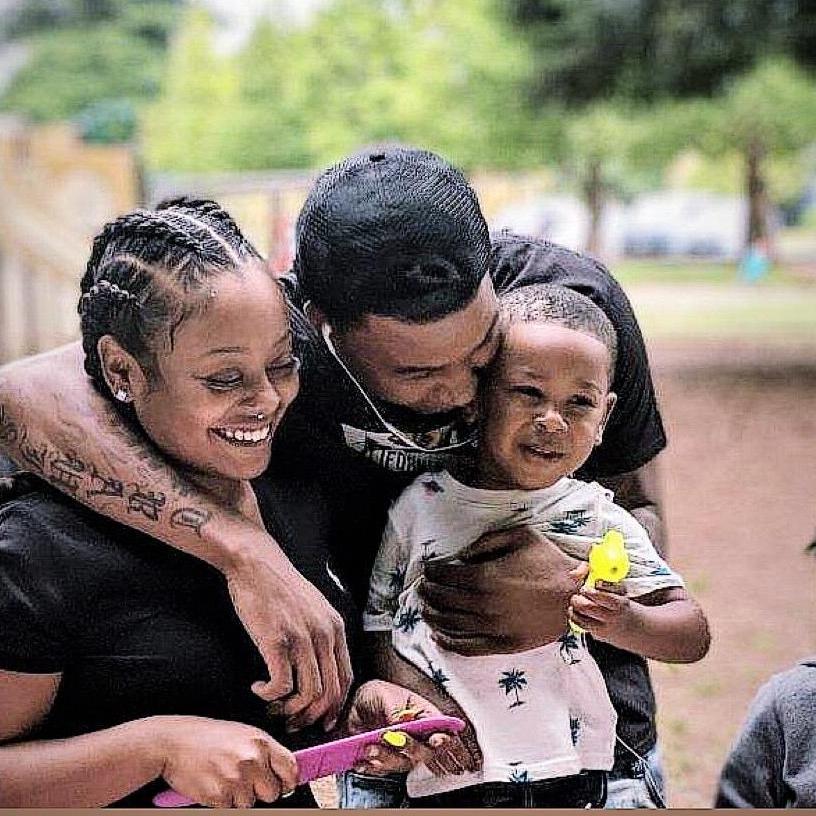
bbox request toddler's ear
[595,392,617,446]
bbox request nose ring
[255,412,265,421]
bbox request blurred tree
[142,7,242,171]
[508,0,812,104]
[631,60,816,250]
[75,98,137,143]
[144,0,550,171]
[566,104,637,254]
[717,59,816,249]
[0,0,179,133]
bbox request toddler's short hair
[500,284,618,380]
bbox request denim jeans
[409,772,607,809]
[338,770,606,809]
[605,745,667,808]
[337,746,666,809]
[337,770,408,809]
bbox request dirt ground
[647,339,816,807]
[314,338,816,808]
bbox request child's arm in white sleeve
[569,500,710,663]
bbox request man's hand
[418,526,582,655]
[227,549,352,732]
[343,680,475,777]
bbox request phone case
[152,714,465,807]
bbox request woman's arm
[0,670,297,808]
[0,344,351,722]
[569,586,711,664]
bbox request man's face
[330,276,502,415]
[477,322,616,490]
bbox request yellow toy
[570,529,630,634]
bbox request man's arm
[0,343,351,725]
[596,456,666,557]
[418,456,665,656]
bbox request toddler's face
[477,322,616,490]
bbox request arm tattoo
[171,507,212,537]
[127,487,167,522]
[1,399,213,539]
[48,451,86,494]
[19,431,48,475]
[0,403,20,444]
[87,466,124,499]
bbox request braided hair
[78,197,307,404]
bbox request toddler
[363,284,710,808]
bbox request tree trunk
[745,137,773,256]
[584,159,603,256]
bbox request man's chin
[377,397,470,428]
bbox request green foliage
[143,0,548,171]
[509,0,811,104]
[722,58,816,155]
[1,0,179,133]
[75,98,137,143]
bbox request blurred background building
[0,0,815,807]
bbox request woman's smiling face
[131,264,299,482]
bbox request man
[0,146,666,806]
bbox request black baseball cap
[294,145,491,327]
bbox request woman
[0,198,462,807]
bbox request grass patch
[612,260,804,287]
[632,287,816,340]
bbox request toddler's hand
[344,680,477,778]
[568,581,631,640]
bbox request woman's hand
[343,680,478,778]
[155,715,298,808]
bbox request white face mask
[320,322,475,454]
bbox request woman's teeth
[214,425,272,445]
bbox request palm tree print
[388,566,406,592]
[427,659,450,692]
[547,509,591,535]
[508,762,530,783]
[558,632,582,665]
[498,668,528,708]
[570,716,581,746]
[395,605,422,633]
[419,539,438,562]
[422,479,444,495]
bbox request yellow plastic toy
[570,529,630,634]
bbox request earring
[115,388,131,403]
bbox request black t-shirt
[0,471,354,808]
[279,233,666,764]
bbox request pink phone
[152,714,465,807]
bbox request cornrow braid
[78,200,282,408]
[156,196,262,262]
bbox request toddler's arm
[568,492,710,663]
[570,582,710,663]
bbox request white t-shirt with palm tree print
[363,470,684,798]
